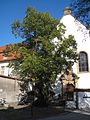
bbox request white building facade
[60,7,90,110]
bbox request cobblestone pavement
[38,110,90,120]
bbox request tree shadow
[0,104,64,120]
[0,105,32,120]
[0,105,90,120]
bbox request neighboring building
[0,46,15,77]
[0,46,20,103]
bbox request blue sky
[0,0,72,46]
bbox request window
[79,52,88,72]
[0,66,5,75]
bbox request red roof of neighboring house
[0,46,15,62]
[0,46,6,53]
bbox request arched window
[79,52,88,72]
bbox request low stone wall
[78,92,90,111]
[66,91,90,111]
[0,76,20,103]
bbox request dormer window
[79,52,88,72]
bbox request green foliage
[71,0,90,27]
[10,7,78,97]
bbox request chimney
[86,27,90,34]
[64,7,72,15]
[88,27,90,33]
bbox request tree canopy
[6,7,78,104]
[71,0,90,27]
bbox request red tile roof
[0,46,15,62]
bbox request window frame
[79,51,88,72]
[0,66,5,75]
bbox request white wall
[0,77,20,103]
[60,15,90,89]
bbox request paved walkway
[38,109,90,120]
[0,104,90,120]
